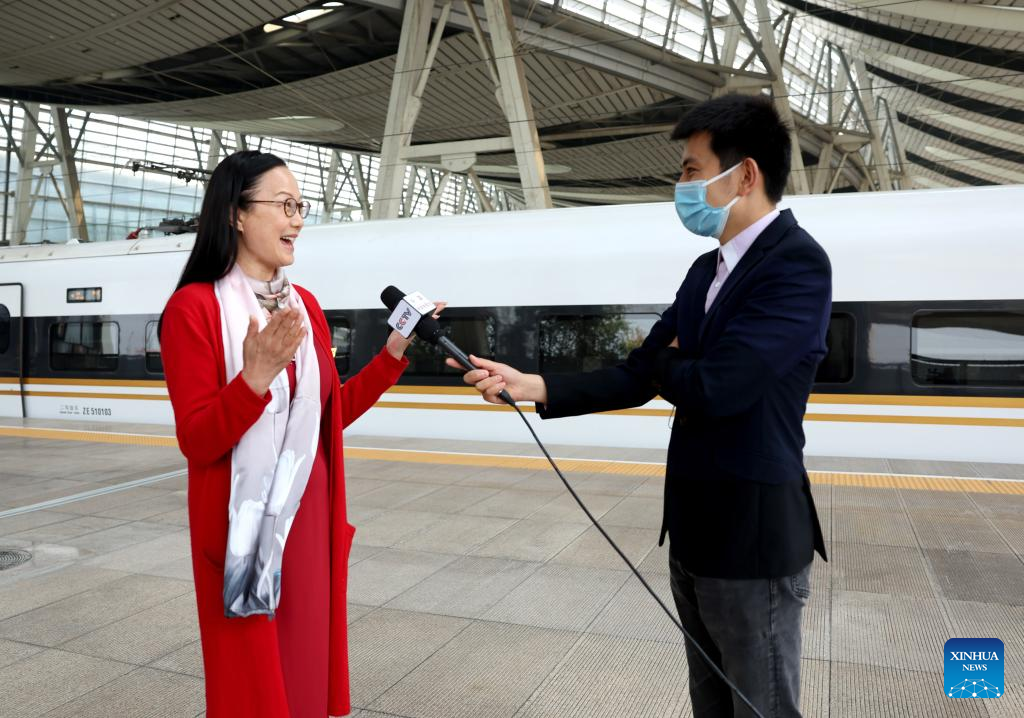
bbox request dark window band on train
[49,321,119,372]
[145,321,163,374]
[0,303,9,354]
[539,313,659,373]
[815,313,855,384]
[392,313,496,376]
[911,311,1024,387]
[329,318,352,376]
[19,300,1024,398]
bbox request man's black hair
[671,94,791,202]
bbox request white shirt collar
[719,209,780,273]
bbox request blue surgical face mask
[674,162,742,239]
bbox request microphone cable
[379,285,764,716]
[504,398,768,718]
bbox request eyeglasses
[249,198,311,218]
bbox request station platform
[1,417,1022,717]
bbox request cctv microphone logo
[396,307,413,330]
[387,297,424,339]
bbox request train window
[0,304,9,354]
[145,321,163,374]
[912,311,1024,387]
[815,313,855,383]
[539,313,659,373]
[49,321,119,371]
[400,315,496,376]
[330,319,352,375]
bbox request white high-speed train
[1,185,1022,463]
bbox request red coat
[162,281,407,717]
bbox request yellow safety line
[2,425,1022,495]
[2,376,1022,409]
[345,447,663,476]
[0,426,178,447]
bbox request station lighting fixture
[264,3,341,33]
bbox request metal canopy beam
[52,107,88,242]
[373,0,438,219]
[11,103,39,246]
[355,0,720,98]
[840,0,1024,33]
[751,0,809,194]
[480,0,551,209]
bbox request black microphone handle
[437,336,515,406]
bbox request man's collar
[719,208,780,272]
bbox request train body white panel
[1,184,1022,463]
[25,395,175,425]
[2,184,1022,318]
[801,422,1024,465]
[344,406,673,452]
[0,390,21,418]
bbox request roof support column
[11,102,40,246]
[455,174,468,213]
[849,59,892,191]
[353,155,372,218]
[812,141,833,194]
[750,0,808,194]
[52,107,88,243]
[323,150,340,215]
[206,130,223,173]
[877,97,912,190]
[826,151,849,193]
[479,0,551,209]
[468,169,493,212]
[374,0,443,219]
[720,0,747,67]
[427,170,452,215]
[2,102,12,244]
[403,168,419,216]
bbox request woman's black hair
[175,150,287,290]
[159,151,286,337]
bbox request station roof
[0,0,1019,201]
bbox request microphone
[380,285,515,406]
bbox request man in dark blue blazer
[451,94,830,717]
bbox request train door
[0,283,24,418]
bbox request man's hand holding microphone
[384,286,680,407]
[444,338,680,404]
[443,357,546,406]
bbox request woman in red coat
[161,151,433,717]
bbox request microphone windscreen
[381,285,405,311]
[413,314,442,343]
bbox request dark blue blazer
[539,209,830,578]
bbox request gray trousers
[669,556,811,718]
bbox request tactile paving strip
[830,662,989,717]
[370,622,579,718]
[513,633,691,718]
